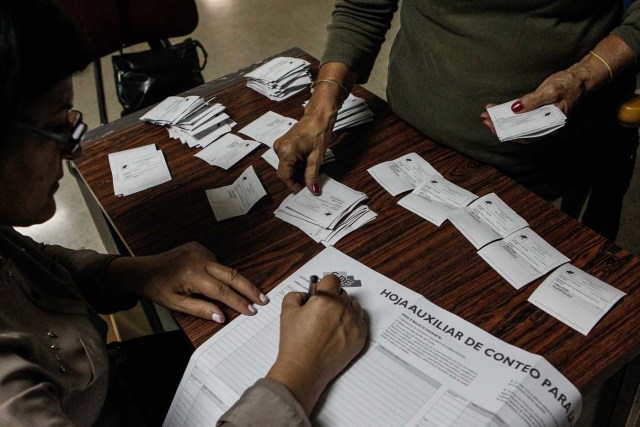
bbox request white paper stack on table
[275,175,376,246]
[398,176,478,226]
[108,144,172,196]
[303,93,374,131]
[140,96,235,148]
[194,133,261,170]
[368,152,441,196]
[487,100,566,142]
[528,264,626,335]
[205,166,267,221]
[244,57,311,101]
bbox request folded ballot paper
[303,93,374,131]
[368,152,441,196]
[205,166,267,221]
[486,101,566,142]
[244,57,312,101]
[275,175,376,246]
[108,144,172,196]
[140,96,235,148]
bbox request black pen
[308,275,319,298]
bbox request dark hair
[0,0,90,127]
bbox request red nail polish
[512,101,524,113]
[312,184,320,194]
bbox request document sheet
[194,133,260,170]
[368,152,441,196]
[238,111,297,147]
[205,166,267,221]
[108,144,172,196]
[528,264,626,335]
[486,101,566,142]
[164,248,581,427]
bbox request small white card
[448,193,529,249]
[368,152,441,196]
[487,101,566,142]
[398,175,477,226]
[528,264,625,335]
[205,166,267,221]
[238,111,297,147]
[195,134,261,170]
[108,144,172,196]
[478,227,570,289]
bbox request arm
[274,0,398,194]
[219,275,368,424]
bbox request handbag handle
[192,39,208,71]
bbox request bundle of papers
[140,96,235,148]
[303,93,374,131]
[238,111,296,147]
[205,166,267,221]
[529,264,625,335]
[275,175,375,246]
[398,176,477,226]
[108,144,172,196]
[368,152,441,196]
[486,100,566,142]
[195,133,260,170]
[261,147,335,170]
[448,193,529,249]
[244,57,311,101]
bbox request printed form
[205,166,267,221]
[164,248,581,427]
[368,152,441,196]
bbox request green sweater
[323,0,640,197]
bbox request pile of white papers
[194,133,260,170]
[368,152,441,196]
[238,111,296,147]
[140,96,235,148]
[261,147,335,170]
[275,175,376,246]
[487,100,566,142]
[244,57,311,101]
[398,176,477,226]
[108,144,172,196]
[205,166,267,221]
[303,93,374,131]
[529,264,625,335]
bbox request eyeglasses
[15,110,87,159]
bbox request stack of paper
[194,133,261,170]
[368,152,441,196]
[275,175,376,246]
[487,100,566,142]
[108,144,172,196]
[398,176,478,226]
[205,166,267,221]
[140,96,235,148]
[244,57,312,101]
[303,94,374,131]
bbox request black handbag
[112,38,208,116]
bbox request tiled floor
[18,0,639,337]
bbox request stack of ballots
[275,175,376,246]
[244,57,312,101]
[486,100,566,142]
[140,96,235,148]
[303,93,373,131]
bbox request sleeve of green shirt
[612,0,640,62]
[321,0,400,83]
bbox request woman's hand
[107,242,268,323]
[266,275,368,415]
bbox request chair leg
[93,60,109,125]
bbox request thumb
[282,291,306,310]
[512,91,546,114]
[174,296,226,323]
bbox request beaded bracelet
[310,79,349,108]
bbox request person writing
[274,0,639,236]
[0,1,366,425]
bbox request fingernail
[312,184,320,195]
[248,304,257,314]
[212,313,224,323]
[260,293,269,303]
[511,101,524,113]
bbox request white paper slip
[368,152,441,196]
[448,193,529,249]
[238,111,297,147]
[487,101,566,142]
[478,227,570,289]
[398,175,477,226]
[194,134,261,170]
[205,166,267,221]
[108,144,172,197]
[261,147,335,170]
[528,264,625,335]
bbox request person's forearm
[570,35,635,93]
[304,62,359,121]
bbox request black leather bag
[112,38,208,116]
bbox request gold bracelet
[310,79,349,107]
[589,50,613,82]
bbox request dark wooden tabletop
[75,48,640,392]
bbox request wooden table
[75,48,640,398]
